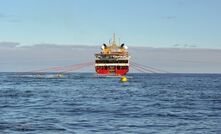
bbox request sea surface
[0,73,221,134]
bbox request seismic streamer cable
[130,61,170,73]
[30,61,94,73]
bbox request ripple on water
[0,73,221,133]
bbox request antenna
[119,38,120,45]
[112,33,116,45]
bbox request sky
[0,0,221,73]
[0,0,221,48]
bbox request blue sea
[0,73,221,134]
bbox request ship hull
[95,65,129,75]
[95,69,128,75]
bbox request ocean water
[0,73,221,134]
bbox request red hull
[96,69,129,75]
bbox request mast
[112,33,117,47]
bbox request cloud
[173,44,197,48]
[24,43,73,49]
[162,16,177,20]
[0,44,221,73]
[0,13,11,19]
[26,44,98,49]
[0,13,7,18]
[0,42,20,48]
[0,13,20,23]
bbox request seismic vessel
[95,34,130,75]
